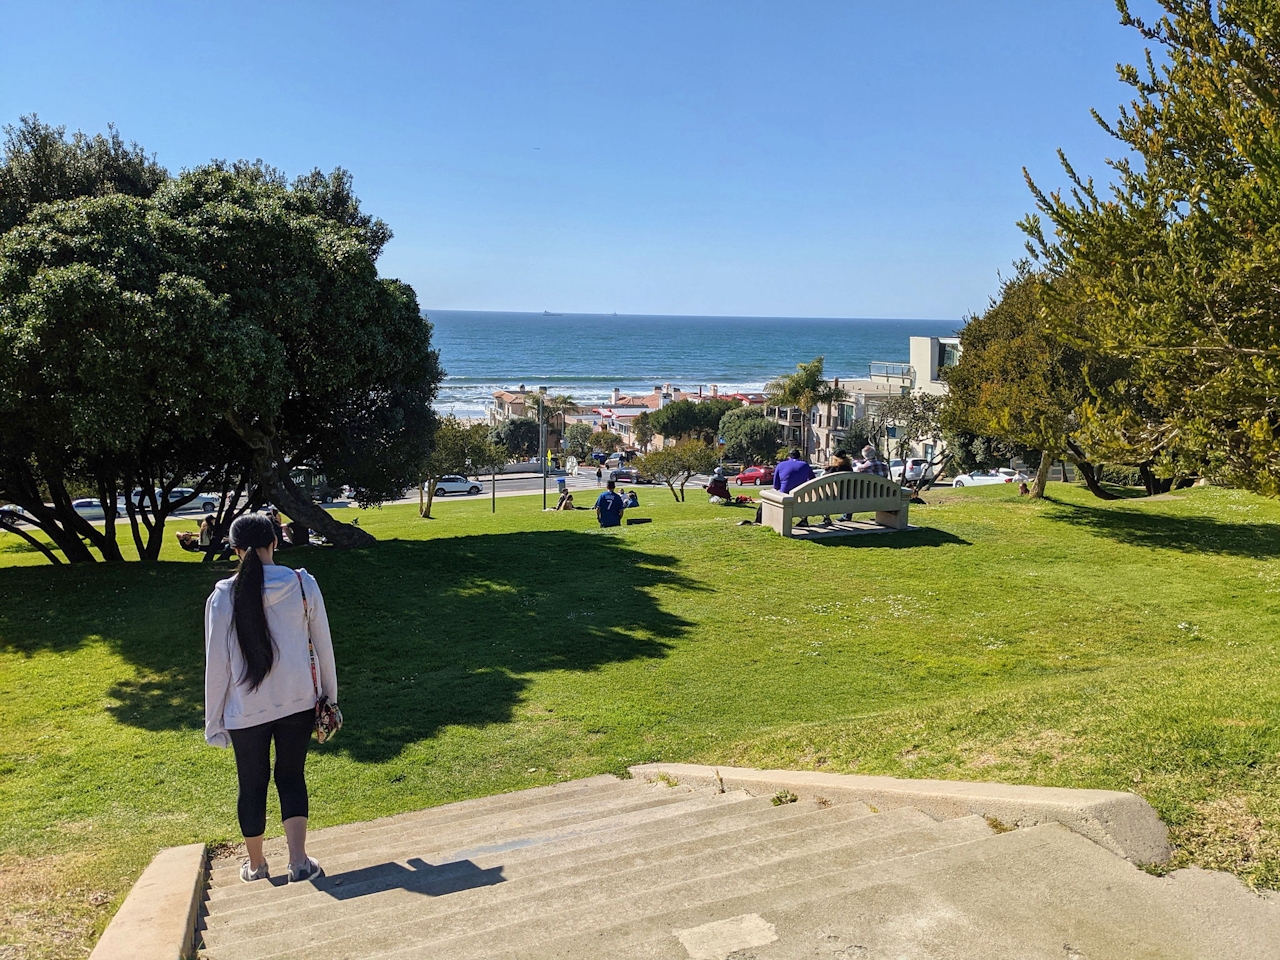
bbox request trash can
[556,477,567,495]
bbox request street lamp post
[538,386,548,510]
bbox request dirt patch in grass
[1169,793,1280,888]
[0,851,107,960]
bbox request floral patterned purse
[294,570,343,743]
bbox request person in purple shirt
[773,448,816,526]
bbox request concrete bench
[759,472,911,537]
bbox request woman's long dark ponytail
[229,513,278,691]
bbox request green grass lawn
[3,483,1280,957]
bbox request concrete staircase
[198,773,1280,960]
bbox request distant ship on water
[543,310,563,316]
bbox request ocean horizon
[428,310,963,419]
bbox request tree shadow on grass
[808,528,971,550]
[0,531,700,763]
[1043,499,1280,558]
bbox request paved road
[392,471,721,507]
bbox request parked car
[125,487,219,513]
[735,465,774,486]
[890,458,934,483]
[72,498,106,520]
[428,475,483,496]
[610,467,645,484]
[951,468,1029,487]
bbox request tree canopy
[635,440,719,502]
[719,406,782,465]
[942,268,1123,498]
[0,119,441,559]
[1022,0,1280,495]
[765,357,846,455]
[647,398,740,445]
[495,417,540,458]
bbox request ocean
[427,310,962,419]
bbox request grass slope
[2,484,1279,957]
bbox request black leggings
[228,708,313,838]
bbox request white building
[808,335,962,463]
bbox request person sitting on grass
[556,491,576,511]
[594,480,625,528]
[625,490,639,509]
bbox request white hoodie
[204,564,338,748]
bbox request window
[937,341,960,374]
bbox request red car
[735,465,774,486]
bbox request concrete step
[209,779,694,893]
[525,823,1280,960]
[207,775,643,885]
[193,771,1280,960]
[203,795,878,944]
[379,815,994,960]
[205,789,761,923]
[732,824,1280,960]
[204,810,984,960]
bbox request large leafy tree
[635,440,719,502]
[495,417,540,458]
[1023,0,1280,495]
[0,121,441,560]
[942,268,1119,499]
[647,398,740,444]
[0,194,261,560]
[419,416,504,518]
[719,406,782,465]
[765,357,847,456]
[0,117,175,560]
[156,162,441,547]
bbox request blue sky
[1,2,1157,319]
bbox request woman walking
[204,513,337,883]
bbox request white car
[890,458,933,482]
[428,475,483,496]
[951,468,1029,487]
[124,488,220,513]
[72,498,106,519]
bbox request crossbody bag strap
[294,569,319,700]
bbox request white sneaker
[240,860,269,883]
[288,856,322,883]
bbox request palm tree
[528,393,576,461]
[765,357,847,459]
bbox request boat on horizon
[543,310,563,316]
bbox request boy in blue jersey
[594,481,625,528]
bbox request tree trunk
[420,476,437,518]
[0,513,62,564]
[1031,450,1054,499]
[234,422,375,548]
[46,469,124,561]
[0,459,98,561]
[1137,463,1171,496]
[270,461,374,548]
[665,480,680,502]
[1075,460,1122,500]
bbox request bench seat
[759,472,911,537]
